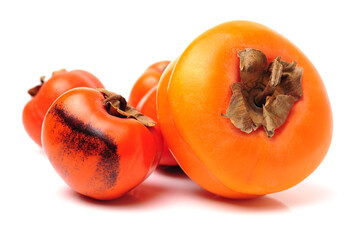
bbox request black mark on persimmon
[49,104,120,190]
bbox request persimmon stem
[28,76,45,97]
[254,56,283,107]
[103,93,127,112]
[98,88,156,127]
[254,85,276,107]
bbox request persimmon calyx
[28,69,67,97]
[222,48,303,138]
[52,68,67,76]
[28,76,45,97]
[98,88,156,127]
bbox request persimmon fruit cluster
[23,20,332,200]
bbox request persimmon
[42,88,162,200]
[129,61,178,166]
[157,21,333,198]
[128,61,170,107]
[23,69,104,146]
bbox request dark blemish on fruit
[49,104,120,190]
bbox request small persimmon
[42,88,162,200]
[128,61,170,107]
[129,61,178,166]
[23,69,104,146]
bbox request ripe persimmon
[157,21,333,198]
[42,88,162,200]
[128,61,170,107]
[129,61,178,166]
[23,69,104,146]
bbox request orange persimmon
[129,61,178,166]
[157,21,333,199]
[23,69,104,146]
[128,61,170,107]
[42,88,161,200]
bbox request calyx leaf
[98,88,156,127]
[28,76,45,97]
[223,49,303,138]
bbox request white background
[1,0,360,239]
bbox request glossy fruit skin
[23,69,104,146]
[136,86,177,166]
[157,21,333,199]
[128,61,170,107]
[42,87,161,200]
[129,61,178,166]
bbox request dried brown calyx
[28,76,45,97]
[222,48,303,138]
[98,88,156,127]
[27,69,67,97]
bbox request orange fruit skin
[23,69,104,146]
[128,61,170,107]
[136,86,178,166]
[129,61,178,166]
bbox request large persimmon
[157,21,332,198]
